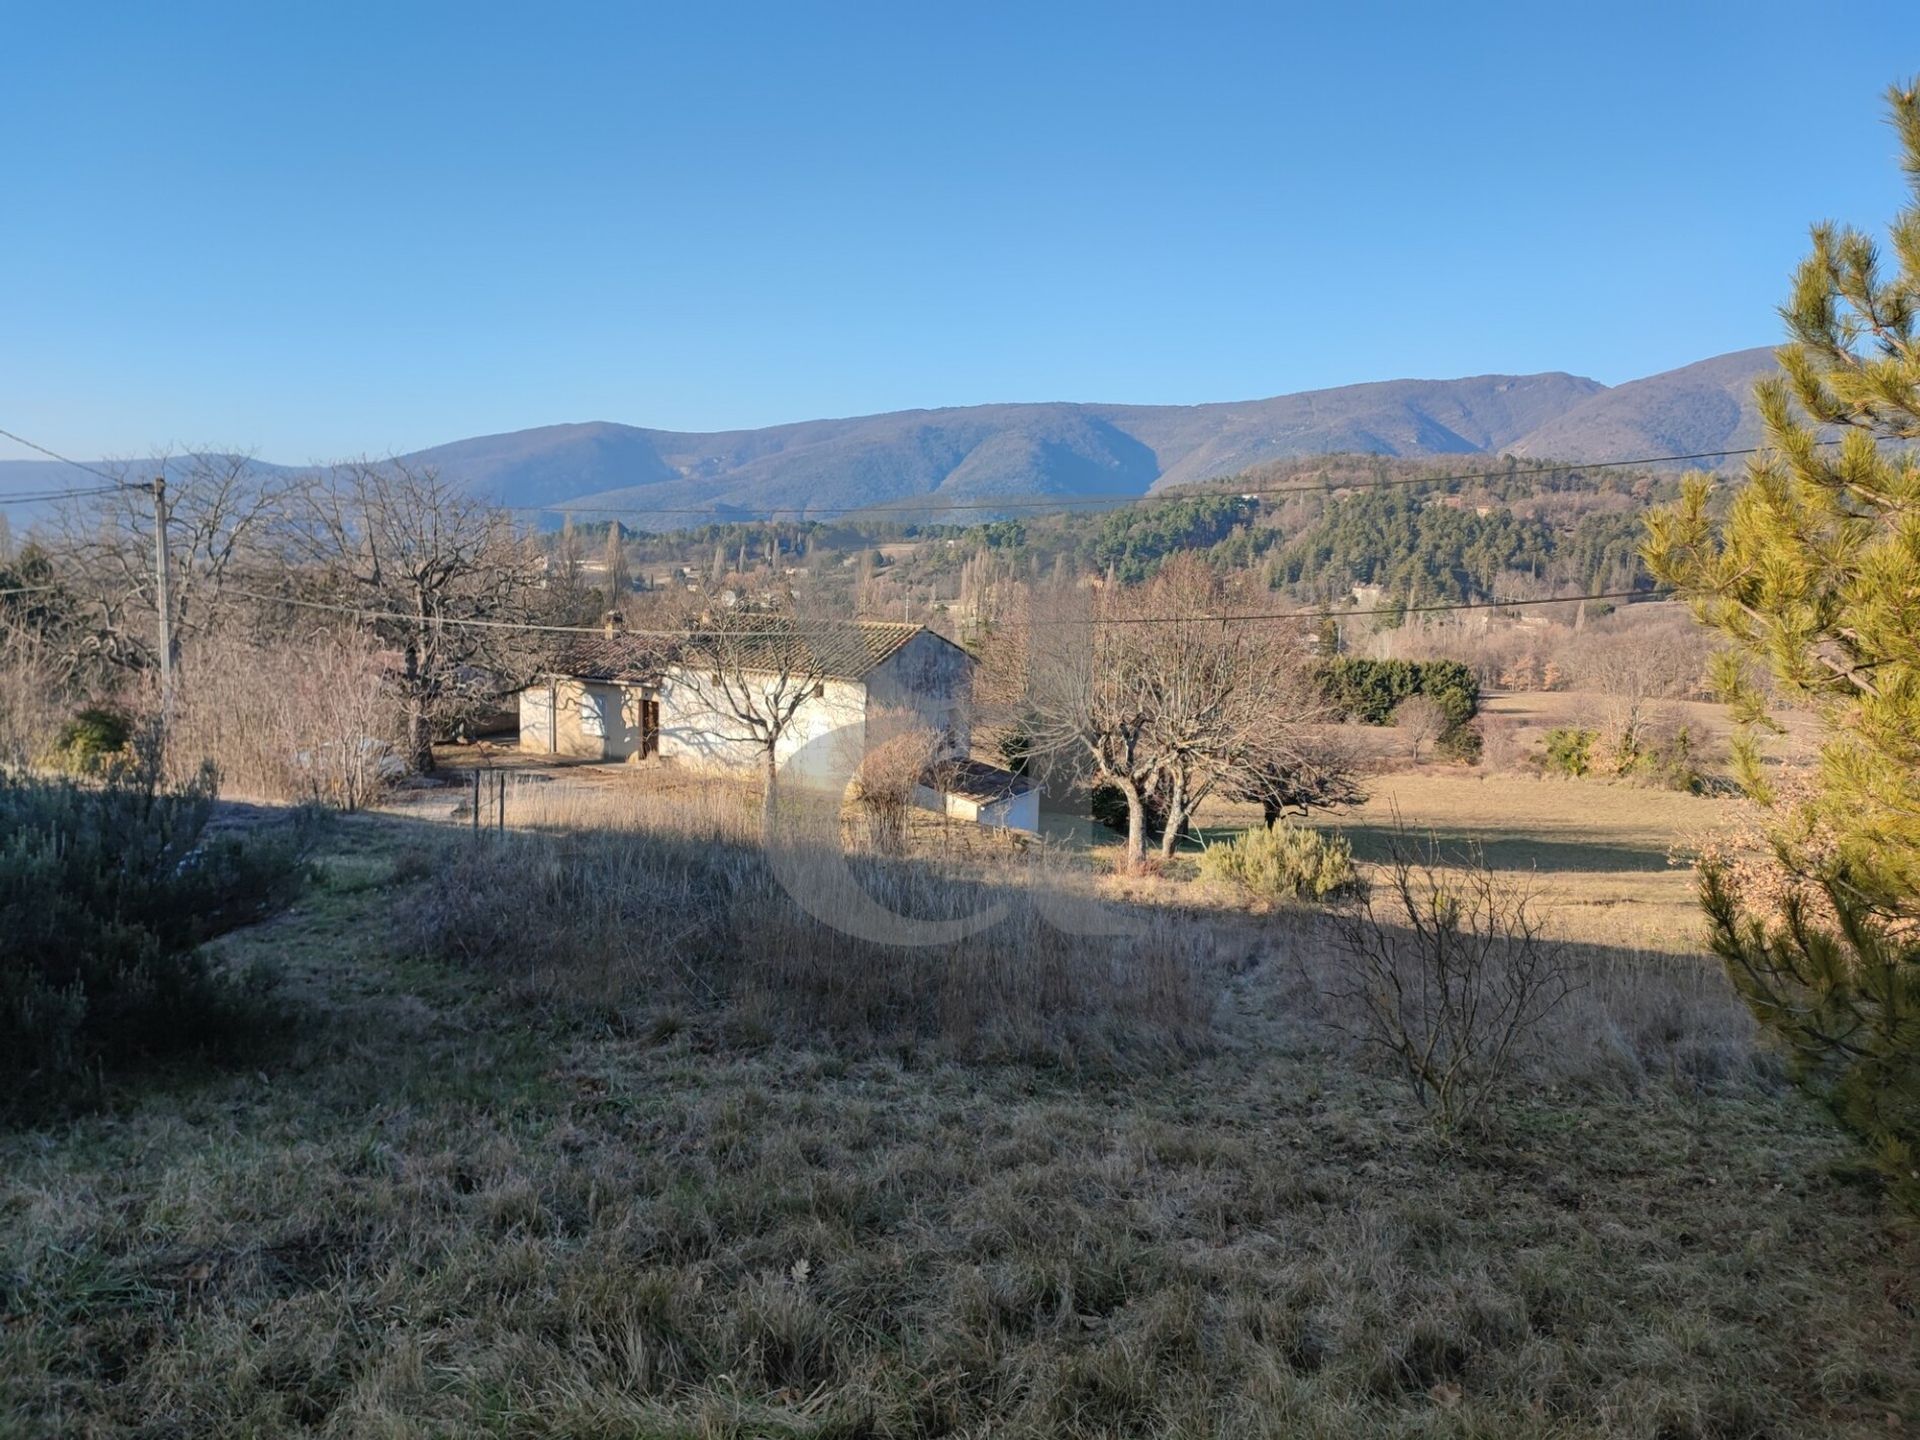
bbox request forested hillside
[1267,488,1652,603]
[843,454,1680,607]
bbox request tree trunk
[406,700,434,774]
[1120,779,1146,871]
[1159,772,1188,859]
[403,635,434,774]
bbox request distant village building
[514,618,1036,828]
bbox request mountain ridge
[0,348,1780,528]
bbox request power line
[0,427,143,489]
[511,442,1829,523]
[215,580,1672,639]
[0,484,138,506]
[218,585,649,636]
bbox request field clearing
[1477,688,1822,756]
[1184,689,1816,953]
[3,812,1916,1437]
[1333,772,1723,953]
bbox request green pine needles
[1644,79,1920,1209]
[1198,820,1359,906]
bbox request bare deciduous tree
[1564,625,1708,775]
[1021,579,1168,868]
[285,461,548,772]
[1393,694,1449,763]
[1015,558,1346,868]
[603,524,631,609]
[1141,556,1336,857]
[664,597,842,791]
[52,451,295,680]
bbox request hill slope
[1508,348,1779,464]
[447,372,1607,522]
[1,349,1782,530]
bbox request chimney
[604,611,624,640]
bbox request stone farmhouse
[515,617,1036,828]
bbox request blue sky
[4,2,1917,461]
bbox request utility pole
[152,475,175,713]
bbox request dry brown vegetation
[393,800,1213,1073]
[1331,835,1578,1133]
[2,781,1917,1437]
[851,710,941,856]
[162,625,405,808]
[1359,603,1717,703]
[0,626,64,771]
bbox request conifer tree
[1644,79,1920,1208]
[603,524,630,608]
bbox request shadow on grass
[1332,823,1674,874]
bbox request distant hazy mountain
[0,348,1783,530]
[416,372,1608,523]
[1506,348,1779,464]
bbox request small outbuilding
[915,758,1039,832]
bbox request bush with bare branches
[1330,834,1578,1132]
[852,711,939,854]
[0,627,67,772]
[164,626,405,809]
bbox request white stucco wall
[864,630,973,756]
[519,685,554,752]
[657,667,867,784]
[912,780,1040,834]
[518,679,651,759]
[983,786,1040,833]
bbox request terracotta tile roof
[548,620,943,685]
[550,634,670,684]
[681,618,927,681]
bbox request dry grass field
[4,763,1919,1437]
[1163,688,1820,953]
[1332,773,1720,952]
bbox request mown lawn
[2,815,1916,1438]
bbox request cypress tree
[1644,79,1920,1208]
[604,524,630,607]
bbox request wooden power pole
[152,475,175,712]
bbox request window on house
[578,692,606,738]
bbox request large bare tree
[284,460,547,772]
[1016,559,1351,869]
[1020,577,1170,868]
[1135,556,1337,857]
[51,451,295,680]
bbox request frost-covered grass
[3,813,1916,1438]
